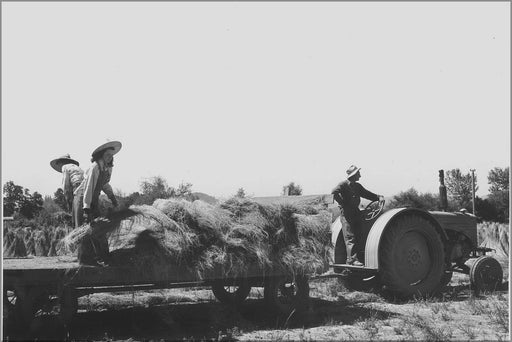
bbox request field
[2,221,510,341]
[3,264,509,341]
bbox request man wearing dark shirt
[332,165,384,266]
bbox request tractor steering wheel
[362,200,385,221]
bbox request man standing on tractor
[332,165,385,266]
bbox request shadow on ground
[3,295,400,341]
[4,278,508,341]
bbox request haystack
[61,197,332,278]
[153,198,269,277]
[219,197,331,275]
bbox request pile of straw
[62,197,332,278]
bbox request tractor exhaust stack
[439,170,448,211]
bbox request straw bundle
[34,230,50,256]
[3,230,15,251]
[61,208,142,251]
[4,230,27,257]
[108,205,197,268]
[25,232,36,256]
[48,227,68,256]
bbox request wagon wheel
[211,278,251,306]
[470,256,503,294]
[264,275,309,315]
[379,215,445,298]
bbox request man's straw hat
[50,154,80,173]
[346,165,361,179]
[92,141,122,158]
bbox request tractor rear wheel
[470,256,503,294]
[379,215,445,298]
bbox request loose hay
[61,197,332,279]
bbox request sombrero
[50,154,80,173]
[92,141,122,158]
[346,165,361,179]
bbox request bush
[487,190,509,223]
[387,188,445,211]
[475,196,498,222]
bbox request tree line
[3,167,509,227]
[385,167,509,222]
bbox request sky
[1,2,510,200]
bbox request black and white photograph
[1,1,510,341]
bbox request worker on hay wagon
[331,165,385,266]
[75,140,122,266]
[50,154,84,228]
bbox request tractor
[330,170,504,297]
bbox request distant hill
[187,192,218,205]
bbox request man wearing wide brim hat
[75,140,122,266]
[50,154,84,226]
[90,141,122,162]
[331,165,385,266]
[50,154,80,173]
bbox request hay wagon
[4,195,334,329]
[3,253,312,328]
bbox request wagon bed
[3,255,313,328]
[3,254,295,292]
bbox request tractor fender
[331,216,343,247]
[364,208,448,269]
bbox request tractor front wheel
[470,256,503,294]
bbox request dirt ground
[3,258,510,341]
